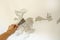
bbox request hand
[7,24,18,34]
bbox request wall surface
[0,0,60,40]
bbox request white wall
[0,0,60,40]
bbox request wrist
[6,30,13,35]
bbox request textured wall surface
[0,0,60,40]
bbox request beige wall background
[0,0,60,40]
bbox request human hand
[7,24,18,34]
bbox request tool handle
[18,18,25,26]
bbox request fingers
[14,24,18,30]
[9,24,18,30]
[12,24,18,27]
[12,24,18,29]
